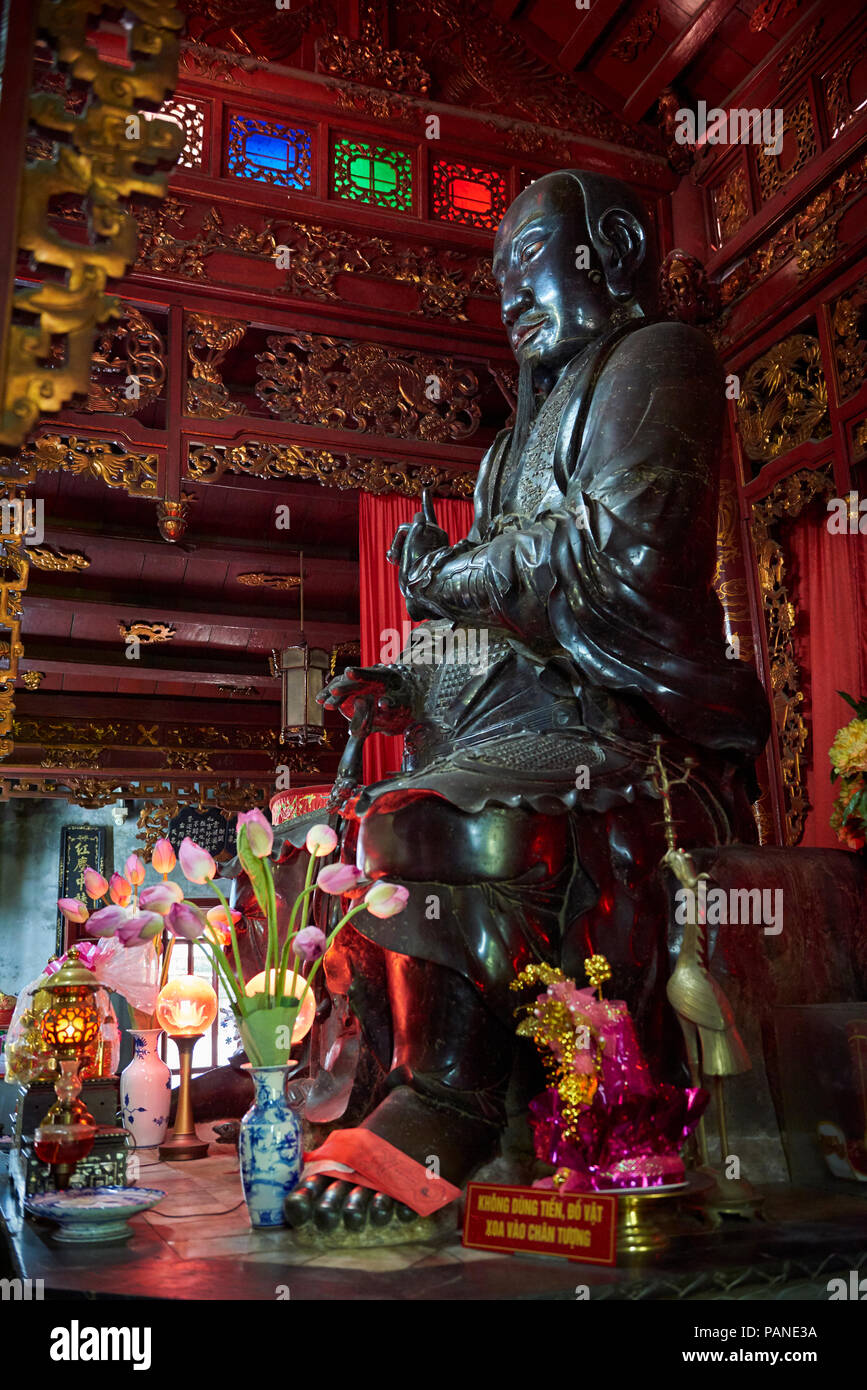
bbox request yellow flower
[830,719,867,777]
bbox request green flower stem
[200,938,248,1017]
[276,884,317,1004]
[177,895,248,1015]
[208,878,245,992]
[159,935,174,992]
[278,852,317,1000]
[263,863,280,1007]
[293,900,367,1009]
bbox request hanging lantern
[270,553,329,746]
[37,945,100,1064]
[273,639,330,746]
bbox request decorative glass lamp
[156,976,218,1161]
[270,558,329,746]
[38,946,100,1064]
[33,946,100,1188]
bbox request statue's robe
[329,318,771,1080]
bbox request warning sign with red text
[462,1182,617,1265]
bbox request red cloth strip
[304,1128,461,1216]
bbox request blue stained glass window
[226,116,312,190]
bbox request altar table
[2,1130,867,1302]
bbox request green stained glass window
[333,139,412,211]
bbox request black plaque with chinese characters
[167,807,235,860]
[57,824,108,952]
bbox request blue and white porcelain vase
[121,1029,172,1148]
[239,1065,302,1228]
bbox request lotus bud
[237,808,274,858]
[292,927,327,962]
[151,838,177,875]
[57,898,89,925]
[364,882,410,919]
[165,901,208,942]
[139,881,184,914]
[124,853,146,886]
[83,866,109,899]
[178,837,217,884]
[316,863,364,895]
[305,824,338,858]
[109,873,132,907]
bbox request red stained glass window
[431,161,507,230]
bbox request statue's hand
[388,490,449,601]
[316,665,414,733]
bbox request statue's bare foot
[284,1085,497,1232]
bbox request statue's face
[493,178,613,374]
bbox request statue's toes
[314,1179,354,1232]
[283,1175,330,1228]
[343,1184,372,1231]
[369,1192,394,1227]
[395,1201,416,1223]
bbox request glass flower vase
[239,1065,302,1228]
[120,1029,172,1148]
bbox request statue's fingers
[386,523,411,564]
[421,487,439,526]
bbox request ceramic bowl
[25,1186,166,1243]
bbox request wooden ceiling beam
[558,0,626,73]
[623,0,742,123]
[16,690,283,725]
[20,644,283,687]
[24,590,357,638]
[42,521,358,567]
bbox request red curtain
[787,513,867,848]
[358,492,474,783]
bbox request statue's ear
[597,207,646,301]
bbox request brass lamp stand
[159,1034,208,1161]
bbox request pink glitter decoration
[526,986,708,1192]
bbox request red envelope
[303,1129,461,1216]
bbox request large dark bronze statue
[283,170,770,1232]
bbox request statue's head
[492,170,656,375]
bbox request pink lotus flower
[85,904,129,936]
[364,882,409,919]
[316,862,364,895]
[305,824,338,857]
[117,912,163,945]
[292,927,327,962]
[139,881,184,914]
[57,898,89,924]
[124,853,146,886]
[151,838,177,875]
[83,866,108,899]
[165,901,207,941]
[237,808,273,858]
[109,873,132,907]
[178,837,216,884]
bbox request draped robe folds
[332,318,771,1047]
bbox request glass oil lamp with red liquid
[33,946,101,1189]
